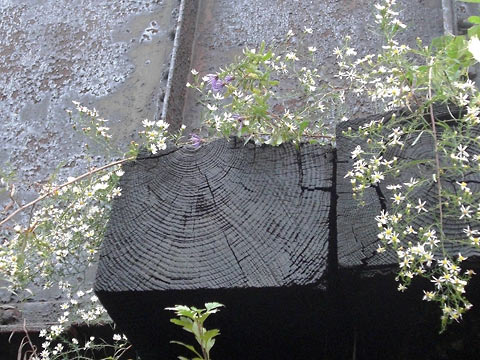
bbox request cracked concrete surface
[0,0,179,330]
[0,0,178,206]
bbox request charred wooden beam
[95,138,333,359]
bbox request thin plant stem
[0,157,135,227]
[427,58,444,234]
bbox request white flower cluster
[0,166,124,289]
[344,143,397,195]
[31,285,129,360]
[142,119,170,154]
[374,0,406,30]
[71,101,112,141]
[373,179,477,323]
[341,0,480,325]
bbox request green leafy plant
[166,303,224,360]
[187,29,344,147]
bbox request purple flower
[189,133,203,148]
[224,75,234,84]
[205,74,234,93]
[232,114,245,131]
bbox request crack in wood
[296,146,304,193]
[223,233,248,285]
[372,183,387,212]
[196,163,217,207]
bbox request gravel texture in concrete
[0,0,178,331]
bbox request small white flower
[206,103,218,111]
[113,334,122,341]
[212,92,224,100]
[142,119,155,128]
[386,184,402,190]
[392,19,406,29]
[351,145,364,159]
[155,120,169,129]
[404,177,418,188]
[405,225,417,234]
[191,69,198,75]
[468,36,480,63]
[303,27,313,34]
[345,47,357,56]
[333,47,343,59]
[371,171,384,184]
[391,193,405,205]
[460,204,473,219]
[285,52,299,61]
[415,199,428,213]
[112,187,122,197]
[463,226,480,236]
[423,291,435,301]
[456,181,469,190]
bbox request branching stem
[0,157,135,227]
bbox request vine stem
[428,58,443,231]
[0,156,135,227]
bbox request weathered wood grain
[336,107,480,268]
[95,138,333,293]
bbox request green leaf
[197,312,211,324]
[468,24,480,38]
[259,40,266,54]
[206,338,216,353]
[203,329,220,344]
[170,317,194,332]
[298,120,310,133]
[170,341,203,358]
[205,302,224,312]
[458,0,480,3]
[431,35,451,50]
[468,15,480,24]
